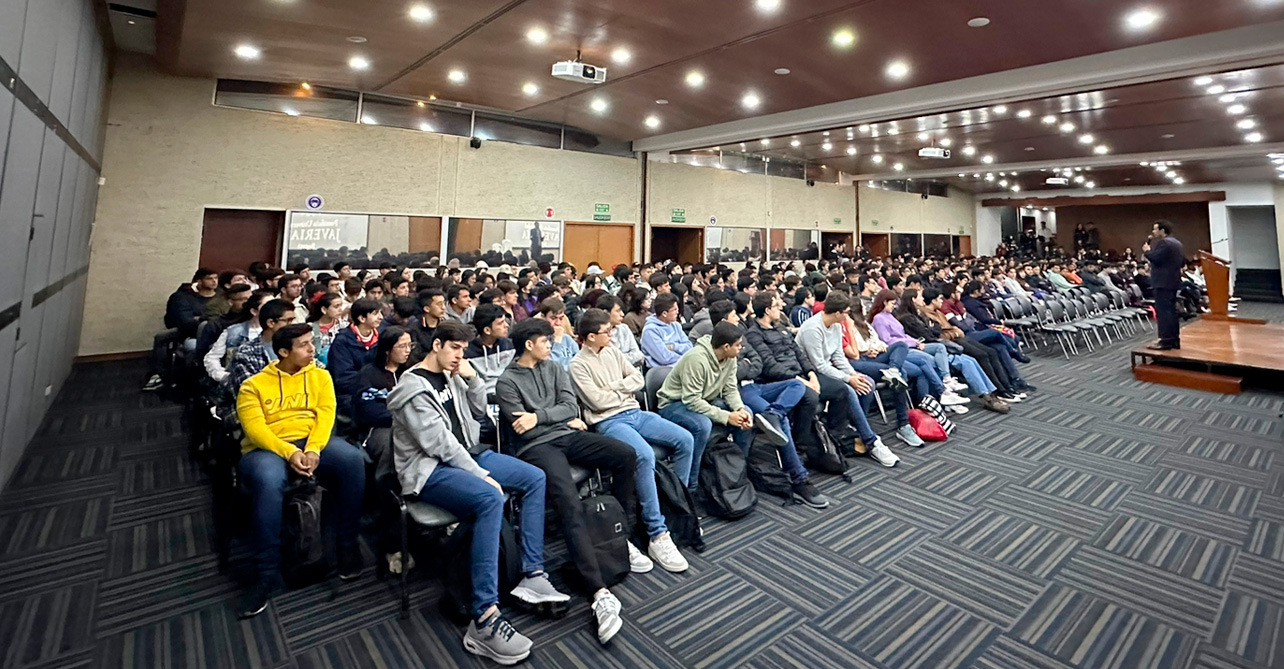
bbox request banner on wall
[287,212,369,250]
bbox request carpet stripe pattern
[0,303,1280,668]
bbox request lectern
[1198,250,1267,324]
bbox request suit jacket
[1144,236,1185,291]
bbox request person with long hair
[621,286,651,338]
[868,289,969,408]
[307,291,347,367]
[894,291,1008,413]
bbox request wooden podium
[1198,250,1267,324]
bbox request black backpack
[580,494,630,587]
[439,518,522,624]
[654,461,705,551]
[281,477,329,589]
[698,438,758,520]
[746,435,793,499]
[801,416,852,480]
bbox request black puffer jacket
[897,311,942,342]
[743,320,812,383]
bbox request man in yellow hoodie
[235,323,366,619]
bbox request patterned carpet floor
[1,304,1282,669]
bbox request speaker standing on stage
[1142,220,1184,351]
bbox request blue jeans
[967,329,1023,382]
[595,409,695,538]
[240,436,366,583]
[848,359,910,428]
[903,349,945,399]
[816,375,880,443]
[415,451,547,618]
[659,399,752,490]
[950,354,995,394]
[921,342,950,379]
[740,380,808,483]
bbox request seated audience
[328,299,385,416]
[596,295,644,367]
[641,294,693,369]
[227,299,298,394]
[307,292,347,368]
[893,291,1008,413]
[205,290,271,384]
[534,297,579,370]
[465,304,516,397]
[445,284,475,324]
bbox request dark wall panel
[1056,202,1211,257]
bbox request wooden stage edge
[1131,317,1284,394]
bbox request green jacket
[656,335,744,424]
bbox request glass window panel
[766,158,806,179]
[769,229,820,260]
[360,94,472,136]
[215,79,358,122]
[890,233,923,257]
[446,218,562,266]
[473,111,562,149]
[563,126,633,156]
[924,234,952,258]
[283,212,444,270]
[705,227,766,263]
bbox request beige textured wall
[646,161,856,231]
[858,184,976,236]
[82,55,638,355]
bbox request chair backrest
[1094,293,1111,311]
[1046,300,1065,321]
[1003,298,1023,317]
[644,365,672,413]
[1129,284,1143,300]
[1016,295,1035,315]
[1077,295,1096,315]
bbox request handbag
[917,395,956,436]
[908,409,948,442]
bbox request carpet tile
[0,304,1280,668]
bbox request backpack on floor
[655,461,705,551]
[581,494,631,588]
[805,418,852,479]
[698,438,758,520]
[439,517,522,624]
[746,435,793,499]
[280,477,330,589]
[917,395,955,437]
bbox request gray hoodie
[494,359,579,455]
[387,368,489,496]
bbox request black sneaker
[237,579,276,619]
[338,553,365,581]
[791,480,830,509]
[1015,382,1037,392]
[141,374,164,392]
[753,412,789,447]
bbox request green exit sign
[833,218,842,225]
[671,208,686,223]
[593,203,611,221]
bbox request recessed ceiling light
[999,180,1009,187]
[1165,170,1177,178]
[127,19,136,25]
[346,36,367,43]
[408,4,434,22]
[892,162,904,171]
[590,97,609,113]
[821,141,833,151]
[349,55,371,70]
[962,146,977,156]
[755,0,782,13]
[1074,175,1086,183]
[522,82,539,96]
[885,60,911,80]
[361,115,377,125]
[1078,134,1094,144]
[428,94,437,100]
[939,138,952,147]
[985,174,995,181]
[967,17,991,28]
[611,48,632,64]
[981,154,995,164]
[1025,146,1035,151]
[858,124,870,133]
[1094,145,1109,154]
[1016,109,1033,119]
[419,122,434,132]
[1218,94,1238,104]
[831,28,857,49]
[1140,161,1150,166]
[774,68,791,75]
[1173,177,1185,184]
[526,27,549,44]
[871,154,884,164]
[1161,133,1175,139]
[1011,185,1021,192]
[447,68,465,83]
[645,115,661,129]
[760,139,771,146]
[1194,76,1214,86]
[790,139,800,147]
[1237,119,1256,129]
[917,132,930,141]
[846,146,858,155]
[301,82,312,91]
[1085,181,1095,189]
[1206,85,1226,95]
[973,173,981,178]
[741,91,761,110]
[234,44,261,60]
[992,105,1008,115]
[282,107,299,116]
[1245,132,1264,142]
[685,70,705,88]
[1124,8,1161,31]
[1059,122,1075,133]
[823,131,830,136]
[1042,115,1057,125]
[1227,104,1246,115]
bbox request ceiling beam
[633,20,1284,152]
[980,192,1228,208]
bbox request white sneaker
[869,438,900,467]
[627,541,654,573]
[386,551,416,575]
[895,424,925,447]
[946,404,969,415]
[647,533,689,573]
[592,591,623,644]
[940,390,970,406]
[881,368,908,389]
[944,376,968,392]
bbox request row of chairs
[995,287,1151,358]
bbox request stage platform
[1131,317,1284,393]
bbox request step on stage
[1131,317,1284,394]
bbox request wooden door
[956,236,973,257]
[200,209,284,271]
[408,216,442,256]
[861,233,889,258]
[564,223,634,272]
[676,228,704,265]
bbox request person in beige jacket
[569,309,694,573]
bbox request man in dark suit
[1143,220,1185,350]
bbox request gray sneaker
[753,412,789,447]
[869,438,901,467]
[464,615,532,665]
[895,424,925,448]
[510,572,570,604]
[592,591,623,644]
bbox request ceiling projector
[552,61,607,84]
[1045,177,1069,185]
[918,147,950,159]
